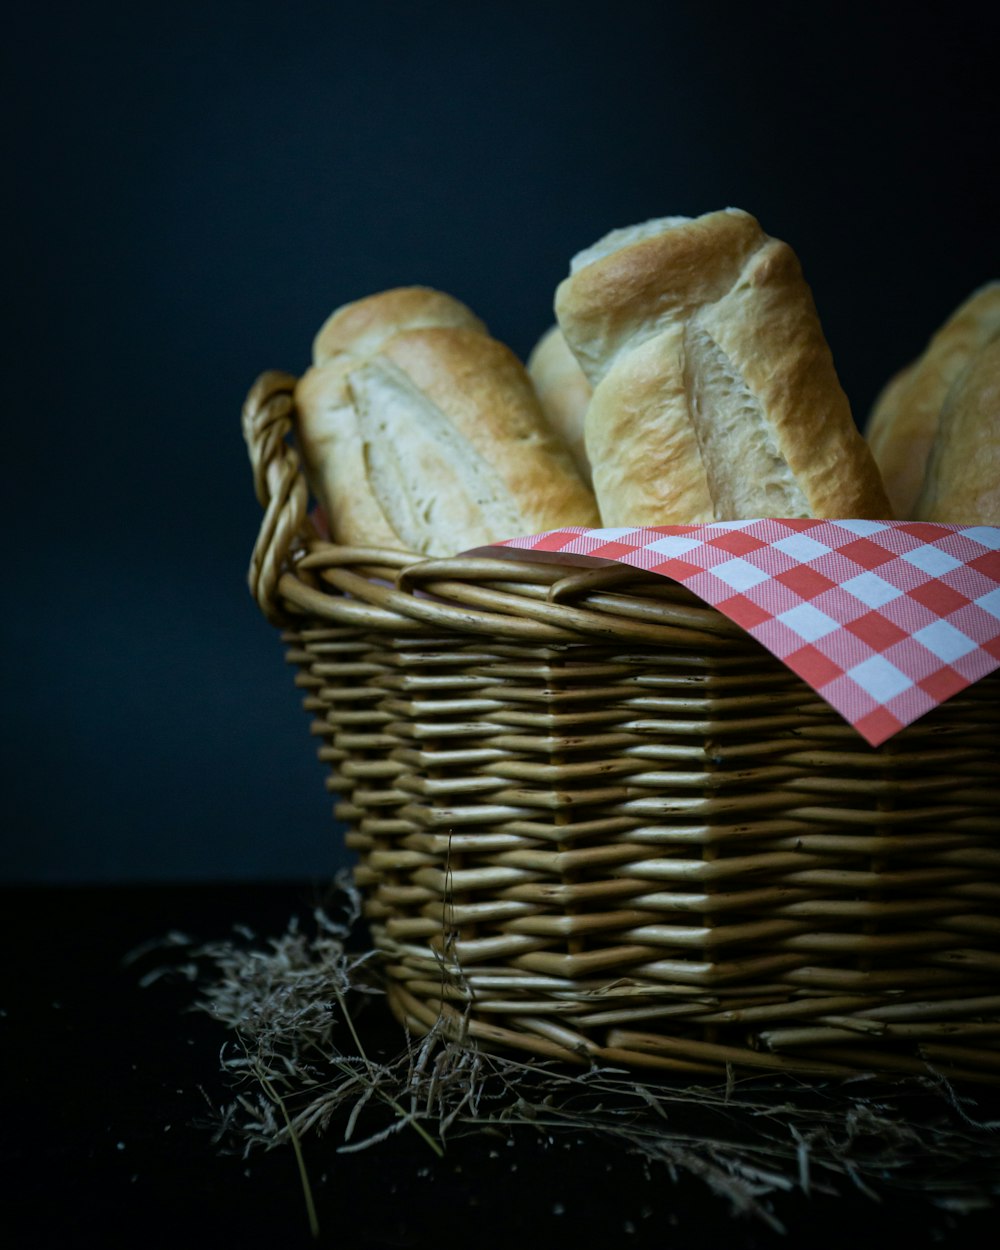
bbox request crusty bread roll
[312,285,486,366]
[348,326,599,555]
[526,324,593,485]
[555,208,892,525]
[294,357,401,549]
[296,287,483,550]
[296,287,599,555]
[865,282,1000,518]
[913,332,1000,523]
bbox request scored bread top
[349,326,600,555]
[686,238,890,519]
[584,326,715,525]
[555,208,892,524]
[293,359,402,549]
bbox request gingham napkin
[487,520,1000,746]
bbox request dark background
[4,0,998,883]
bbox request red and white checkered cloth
[486,520,1000,746]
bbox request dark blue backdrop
[5,0,998,881]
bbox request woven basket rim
[242,370,793,652]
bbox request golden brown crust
[354,327,599,554]
[300,284,599,556]
[526,324,593,485]
[914,333,1000,523]
[312,286,485,366]
[556,209,890,524]
[866,282,1000,518]
[689,240,891,518]
[554,209,767,386]
[584,328,715,525]
[293,360,402,548]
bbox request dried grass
[145,877,1000,1231]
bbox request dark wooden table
[3,882,997,1249]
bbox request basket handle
[241,370,316,623]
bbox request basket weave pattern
[244,371,1000,1082]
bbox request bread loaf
[296,287,599,556]
[555,208,892,525]
[865,282,1000,518]
[913,332,1000,523]
[348,326,599,555]
[293,357,401,549]
[295,287,484,550]
[312,285,485,365]
[526,324,593,485]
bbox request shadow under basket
[244,370,1000,1085]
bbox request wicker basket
[243,370,1000,1084]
